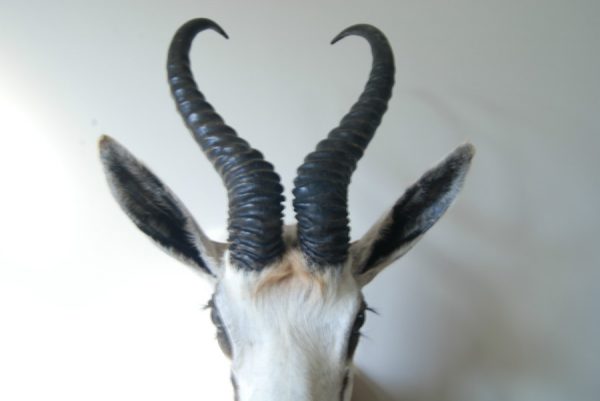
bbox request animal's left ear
[350,144,475,286]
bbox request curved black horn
[167,18,285,270]
[293,24,395,268]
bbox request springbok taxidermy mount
[99,18,474,401]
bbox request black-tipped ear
[99,135,224,279]
[351,144,475,286]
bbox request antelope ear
[351,144,475,286]
[99,135,225,280]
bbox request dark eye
[346,303,367,359]
[209,302,233,358]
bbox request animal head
[99,18,474,401]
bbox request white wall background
[1,1,599,400]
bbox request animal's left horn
[167,18,285,271]
[293,24,395,268]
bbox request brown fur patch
[254,250,326,296]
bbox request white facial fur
[100,135,474,401]
[212,248,362,401]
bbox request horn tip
[330,28,351,45]
[330,24,378,45]
[203,18,229,39]
[185,18,229,39]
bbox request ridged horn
[293,24,395,268]
[167,18,285,271]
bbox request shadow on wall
[352,206,569,401]
[350,255,527,401]
[353,371,396,401]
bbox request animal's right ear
[99,135,225,281]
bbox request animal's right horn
[167,18,285,271]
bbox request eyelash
[347,302,373,359]
[206,299,233,358]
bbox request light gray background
[1,1,598,400]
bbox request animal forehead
[215,252,362,325]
